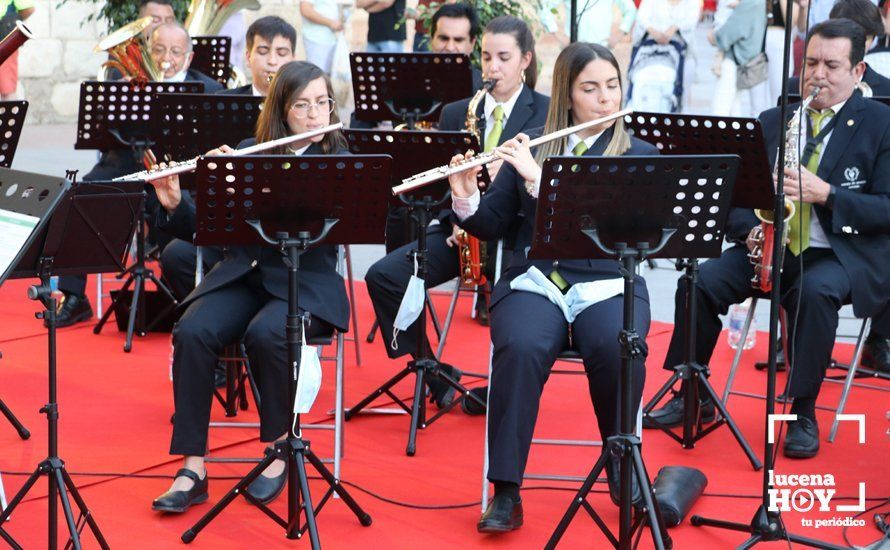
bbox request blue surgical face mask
[391,254,425,351]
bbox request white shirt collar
[484,83,525,123]
[566,131,605,155]
[165,70,188,83]
[290,144,311,156]
[251,84,265,97]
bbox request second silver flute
[114,122,344,182]
[392,108,632,196]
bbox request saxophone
[456,79,497,287]
[748,86,819,292]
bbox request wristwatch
[825,185,837,209]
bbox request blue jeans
[366,40,404,53]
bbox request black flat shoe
[152,468,208,513]
[49,294,93,329]
[605,455,642,507]
[246,452,287,505]
[643,391,715,429]
[477,494,523,533]
[783,416,820,458]
[461,387,488,416]
[428,363,461,409]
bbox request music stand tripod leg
[0,398,30,440]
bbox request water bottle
[727,298,756,350]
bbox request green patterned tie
[484,104,504,152]
[572,140,589,156]
[788,108,833,256]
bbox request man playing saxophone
[647,18,890,459]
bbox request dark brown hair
[484,16,538,90]
[255,61,346,154]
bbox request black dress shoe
[477,494,523,533]
[474,305,490,327]
[461,387,488,416]
[783,416,819,458]
[427,363,462,409]
[152,468,209,513]
[605,455,642,507]
[49,294,93,328]
[642,391,715,429]
[213,363,227,389]
[862,334,890,373]
[246,451,287,505]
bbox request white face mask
[391,254,425,351]
[293,331,323,415]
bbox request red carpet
[1,275,888,549]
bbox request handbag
[733,16,769,90]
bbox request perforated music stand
[183,155,391,546]
[0,170,143,550]
[530,155,740,550]
[191,35,231,86]
[623,113,769,468]
[0,100,31,438]
[342,129,488,455]
[350,52,474,128]
[0,100,28,168]
[150,92,263,166]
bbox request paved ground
[8,20,861,341]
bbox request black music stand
[182,155,389,546]
[0,100,29,439]
[342,129,488,456]
[191,36,231,87]
[626,112,767,469]
[0,169,143,550]
[350,53,473,128]
[74,81,201,351]
[531,155,740,549]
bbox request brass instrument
[95,17,162,82]
[0,21,34,65]
[456,79,496,287]
[395,108,632,195]
[748,86,819,292]
[185,0,261,37]
[113,122,343,182]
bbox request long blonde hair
[534,43,630,166]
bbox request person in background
[539,0,637,48]
[0,0,34,101]
[138,0,177,39]
[219,16,297,98]
[864,0,890,77]
[149,22,224,91]
[765,0,800,104]
[300,0,344,73]
[708,0,769,117]
[357,0,406,53]
[633,0,702,112]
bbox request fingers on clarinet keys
[151,469,209,513]
[477,495,523,533]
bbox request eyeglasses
[290,98,336,118]
[150,46,188,58]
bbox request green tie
[484,104,504,152]
[572,140,589,156]
[788,108,833,256]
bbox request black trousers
[365,224,459,359]
[159,239,224,302]
[662,245,851,399]
[169,269,331,456]
[870,304,890,338]
[487,291,649,486]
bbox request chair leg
[828,318,871,442]
[0,471,7,513]
[436,281,463,361]
[334,331,345,486]
[344,245,362,366]
[722,298,758,406]
[481,341,494,511]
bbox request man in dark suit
[217,16,296,98]
[363,44,549,409]
[149,22,223,93]
[648,19,890,458]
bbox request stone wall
[18,0,565,124]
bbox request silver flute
[114,122,344,182]
[392,108,632,195]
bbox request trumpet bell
[95,16,154,53]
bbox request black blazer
[177,140,351,332]
[457,127,658,309]
[787,64,890,98]
[186,68,225,93]
[745,91,890,318]
[216,84,254,96]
